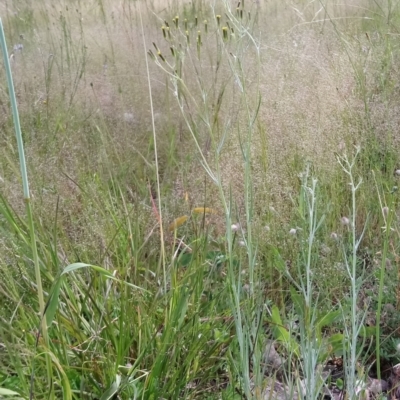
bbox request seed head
[395,169,400,176]
[222,27,229,40]
[231,223,240,232]
[382,206,389,217]
[340,216,350,226]
[216,15,221,26]
[158,51,166,62]
[289,228,297,235]
[239,240,246,247]
[330,232,338,240]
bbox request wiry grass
[2,0,400,399]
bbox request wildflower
[330,232,338,240]
[231,223,240,232]
[382,206,389,217]
[289,228,297,235]
[395,169,400,176]
[264,225,270,232]
[340,216,350,226]
[239,240,246,246]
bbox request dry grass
[0,0,398,246]
[2,1,400,398]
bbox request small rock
[263,340,284,372]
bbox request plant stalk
[0,18,53,398]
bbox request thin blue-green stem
[373,171,393,381]
[337,149,366,400]
[0,18,53,397]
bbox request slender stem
[0,18,53,398]
[373,172,393,381]
[138,6,166,295]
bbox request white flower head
[330,232,338,240]
[289,228,297,235]
[231,223,240,232]
[340,216,350,226]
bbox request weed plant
[2,0,400,399]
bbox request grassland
[1,0,400,398]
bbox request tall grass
[1,0,400,399]
[0,17,54,399]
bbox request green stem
[0,18,53,397]
[375,201,393,381]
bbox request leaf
[315,309,342,341]
[61,263,148,292]
[326,333,346,355]
[289,286,304,314]
[168,215,188,231]
[44,262,149,327]
[48,352,72,400]
[45,277,63,327]
[270,305,299,357]
[316,309,341,330]
[61,262,98,275]
[100,375,122,400]
[0,388,23,396]
[177,253,192,267]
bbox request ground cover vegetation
[1,0,400,398]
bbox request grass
[2,0,400,398]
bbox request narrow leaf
[100,375,121,400]
[45,277,63,327]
